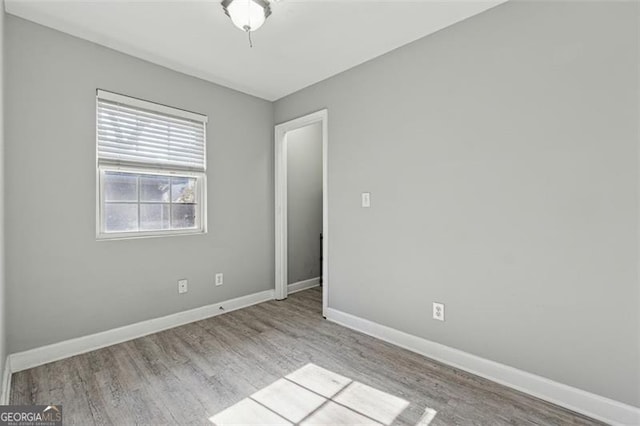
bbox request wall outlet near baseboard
[215,273,224,286]
[178,279,188,294]
[433,302,445,321]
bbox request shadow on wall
[209,363,437,425]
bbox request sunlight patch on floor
[209,363,436,425]
[252,378,326,423]
[416,408,438,426]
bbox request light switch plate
[361,192,371,208]
[215,273,224,286]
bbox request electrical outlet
[433,302,445,321]
[361,192,371,208]
[215,273,224,286]
[178,279,188,294]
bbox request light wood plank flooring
[11,288,603,425]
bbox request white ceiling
[5,0,507,101]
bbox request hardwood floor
[11,287,603,425]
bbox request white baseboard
[326,308,640,426]
[288,277,320,294]
[10,289,275,373]
[0,357,11,405]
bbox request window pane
[172,204,196,229]
[104,172,138,202]
[140,175,170,202]
[140,203,170,231]
[171,177,197,203]
[104,203,138,232]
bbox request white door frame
[274,109,329,317]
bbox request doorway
[274,110,328,317]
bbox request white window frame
[96,165,207,240]
[96,90,208,240]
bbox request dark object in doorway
[319,233,323,286]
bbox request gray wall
[287,123,322,284]
[275,1,640,407]
[0,1,6,390]
[5,16,275,353]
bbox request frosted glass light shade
[223,0,271,32]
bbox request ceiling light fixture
[221,0,272,47]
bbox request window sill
[96,229,207,241]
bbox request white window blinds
[97,90,207,171]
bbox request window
[96,90,207,239]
